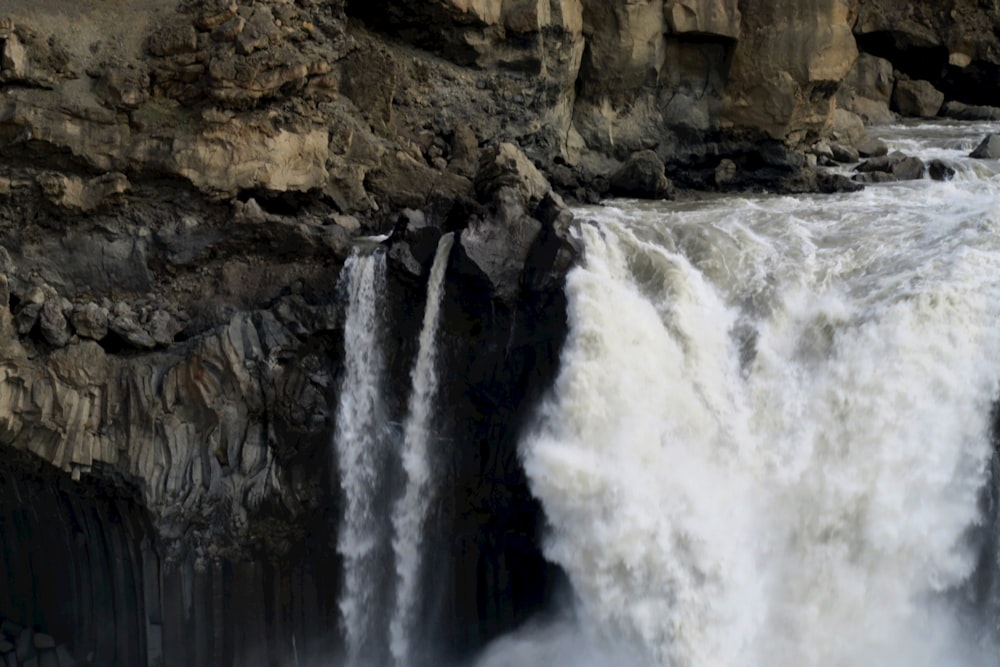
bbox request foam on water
[498,123,1000,667]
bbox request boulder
[928,159,956,181]
[854,152,925,181]
[39,299,72,347]
[829,144,860,163]
[892,79,944,118]
[608,150,675,199]
[72,303,110,341]
[856,136,889,158]
[970,134,1000,159]
[474,142,550,207]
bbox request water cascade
[333,249,392,666]
[390,233,456,667]
[514,122,1000,667]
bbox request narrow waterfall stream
[333,250,392,666]
[390,233,456,667]
[480,122,1000,666]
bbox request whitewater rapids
[499,122,1000,667]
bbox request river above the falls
[476,121,1000,667]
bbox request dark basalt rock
[854,152,925,182]
[609,150,675,199]
[971,135,1000,159]
[928,159,956,181]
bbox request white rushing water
[334,250,391,666]
[508,122,1000,667]
[390,233,455,667]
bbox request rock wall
[2,0,1000,665]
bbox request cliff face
[1,0,999,664]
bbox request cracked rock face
[3,0,1000,664]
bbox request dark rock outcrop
[608,150,675,199]
[892,78,945,118]
[971,135,1000,159]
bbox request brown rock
[892,79,944,118]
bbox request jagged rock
[665,0,740,39]
[474,142,550,207]
[714,158,737,186]
[854,152,924,181]
[109,305,156,349]
[449,123,479,179]
[940,101,1000,121]
[830,144,860,163]
[725,0,856,138]
[14,286,46,335]
[72,303,109,341]
[328,214,361,232]
[970,134,1000,159]
[236,6,282,56]
[147,24,198,57]
[609,150,675,199]
[167,122,329,196]
[147,310,181,346]
[39,298,71,347]
[94,64,150,111]
[36,172,129,212]
[929,159,956,181]
[892,79,944,118]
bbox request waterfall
[333,249,392,666]
[516,125,1000,667]
[389,232,455,667]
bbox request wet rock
[853,171,898,184]
[817,172,864,193]
[856,136,889,158]
[609,150,675,199]
[971,134,1000,159]
[940,101,1000,122]
[855,151,924,181]
[71,303,109,341]
[830,144,860,163]
[892,79,944,118]
[928,159,956,181]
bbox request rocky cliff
[2,0,1000,665]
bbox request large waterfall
[503,123,1000,667]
